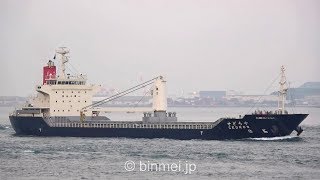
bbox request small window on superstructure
[78,91,80,93]
[68,110,70,112]
[54,110,55,112]
[85,101,87,103]
[58,110,60,112]
[66,95,68,97]
[63,110,64,112]
[74,95,76,97]
[62,91,64,93]
[56,91,58,93]
[72,91,73,93]
[85,91,87,93]
[62,100,64,103]
[56,100,58,103]
[69,100,71,103]
[78,100,80,103]
[62,95,64,97]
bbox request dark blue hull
[9,114,308,140]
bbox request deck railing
[43,116,222,130]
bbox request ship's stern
[9,115,48,135]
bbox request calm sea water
[0,107,320,179]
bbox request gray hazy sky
[1,0,319,96]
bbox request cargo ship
[9,48,308,140]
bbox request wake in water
[23,150,35,153]
[0,124,10,130]
[247,135,302,142]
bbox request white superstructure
[29,47,101,117]
[15,47,172,120]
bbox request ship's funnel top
[47,60,54,67]
[43,60,56,85]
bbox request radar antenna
[55,47,70,79]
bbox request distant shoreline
[1,104,319,108]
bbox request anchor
[295,126,303,136]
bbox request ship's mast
[278,66,288,114]
[55,47,69,79]
[152,76,167,112]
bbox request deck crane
[80,76,168,122]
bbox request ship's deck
[44,117,224,130]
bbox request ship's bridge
[45,74,87,86]
[23,47,101,117]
